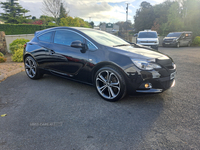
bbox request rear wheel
[24,56,43,79]
[94,66,126,102]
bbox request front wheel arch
[91,62,128,85]
[94,65,127,102]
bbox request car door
[45,29,89,81]
[33,31,54,68]
[179,33,185,46]
[185,33,192,46]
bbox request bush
[192,36,200,46]
[10,38,29,47]
[0,56,6,63]
[12,48,23,62]
[0,24,56,35]
[9,38,29,54]
[10,44,24,54]
[0,52,4,57]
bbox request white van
[136,30,159,50]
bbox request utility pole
[89,17,91,22]
[125,3,130,41]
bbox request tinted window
[86,41,97,51]
[81,29,128,47]
[138,32,157,38]
[38,32,53,42]
[54,30,84,46]
[167,33,182,37]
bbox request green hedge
[0,24,56,35]
[192,36,200,46]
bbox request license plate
[170,72,176,80]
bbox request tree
[59,3,68,19]
[40,15,55,25]
[59,17,91,28]
[43,0,69,24]
[153,0,175,34]
[134,1,155,32]
[89,21,94,28]
[0,0,30,24]
[32,16,36,20]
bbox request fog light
[145,83,152,89]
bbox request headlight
[173,38,177,42]
[131,59,161,70]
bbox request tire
[94,66,126,102]
[24,56,43,79]
[176,43,180,48]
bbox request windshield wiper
[113,44,130,47]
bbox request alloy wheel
[25,57,36,78]
[96,70,120,100]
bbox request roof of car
[35,26,96,36]
[169,31,192,34]
[139,30,157,33]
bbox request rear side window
[38,32,53,43]
[54,30,84,46]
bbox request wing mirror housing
[71,40,87,53]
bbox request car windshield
[138,32,157,38]
[80,29,129,47]
[167,33,182,37]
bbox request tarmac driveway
[0,47,200,150]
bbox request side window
[54,30,84,46]
[181,33,185,38]
[86,41,97,51]
[38,32,53,43]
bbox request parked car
[136,30,159,50]
[24,27,176,102]
[162,31,192,48]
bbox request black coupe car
[23,27,176,102]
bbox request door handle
[49,50,55,55]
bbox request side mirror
[71,40,87,53]
[71,40,84,48]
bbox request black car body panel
[24,27,176,98]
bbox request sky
[0,0,166,25]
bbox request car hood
[108,46,170,60]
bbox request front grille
[140,41,156,43]
[164,39,173,42]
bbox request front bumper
[162,41,177,47]
[142,45,158,50]
[136,79,175,93]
